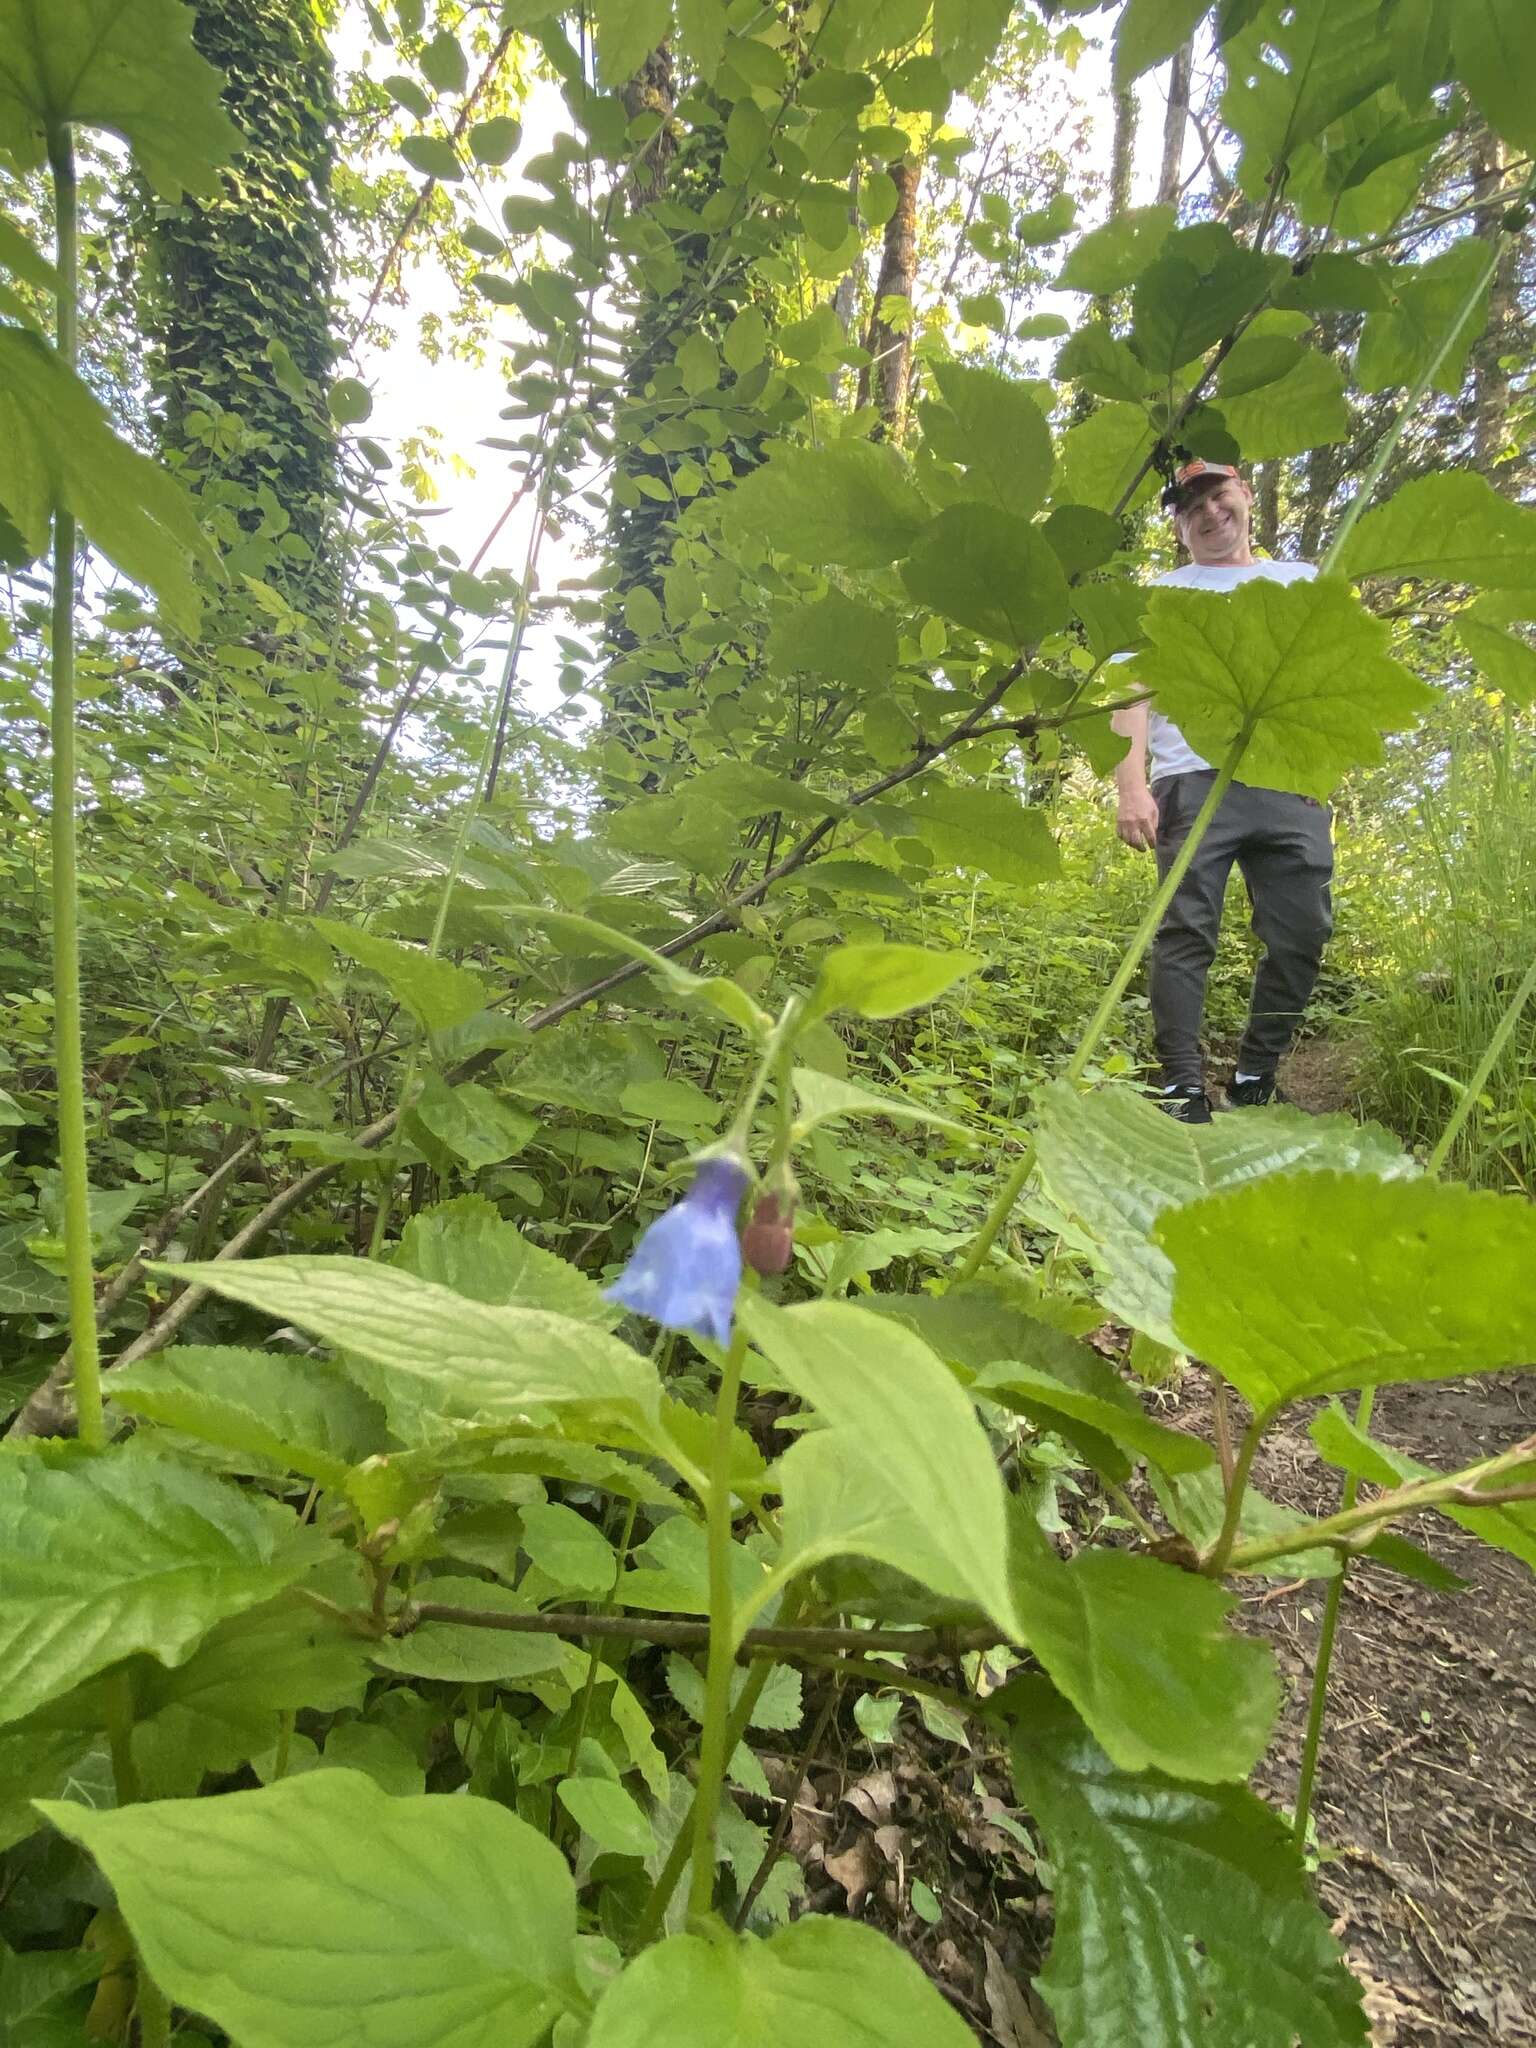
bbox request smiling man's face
[1174,474,1254,564]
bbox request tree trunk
[141,0,340,606]
[1156,40,1192,207]
[1256,459,1281,554]
[856,158,921,440]
[1470,125,1518,479]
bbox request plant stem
[1205,1412,1266,1575]
[686,1323,749,1922]
[953,1142,1035,1283]
[395,1601,996,1658]
[44,126,104,1449]
[1290,1387,1371,1847]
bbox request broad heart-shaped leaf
[766,587,897,690]
[1210,339,1349,460]
[1005,1512,1278,1781]
[41,1770,582,2048]
[1310,1403,1536,1573]
[586,1915,975,2047]
[108,1346,385,1487]
[313,919,487,1032]
[1355,238,1491,397]
[1157,1171,1536,1415]
[160,1257,664,1447]
[593,0,669,89]
[0,329,217,633]
[126,1596,371,1799]
[1057,400,1159,513]
[1222,0,1389,201]
[1056,202,1175,297]
[1340,471,1536,592]
[928,359,1054,517]
[900,783,1062,886]
[1008,1679,1368,2048]
[805,942,981,1022]
[722,441,928,570]
[406,1074,535,1172]
[1128,574,1433,798]
[742,1296,1022,1639]
[0,1452,327,1727]
[1113,0,1208,85]
[1452,0,1536,157]
[0,0,239,198]
[1129,223,1282,374]
[398,1195,618,1325]
[1456,603,1536,708]
[789,1066,973,1144]
[900,504,1071,648]
[1030,1079,1416,1347]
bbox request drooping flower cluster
[603,1155,751,1345]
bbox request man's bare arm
[1111,699,1159,853]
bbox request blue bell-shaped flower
[603,1154,750,1344]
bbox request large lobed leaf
[1010,1679,1368,2048]
[722,441,929,570]
[1030,1079,1415,1346]
[0,0,238,198]
[41,1770,582,2048]
[1222,0,1390,199]
[0,1452,327,1726]
[1128,573,1433,798]
[0,328,218,632]
[1339,471,1536,592]
[1158,1171,1536,1413]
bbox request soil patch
[1175,1368,1536,2046]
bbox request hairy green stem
[1291,1386,1371,1846]
[687,1324,749,1922]
[44,127,104,1448]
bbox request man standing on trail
[1109,458,1333,1125]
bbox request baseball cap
[1160,458,1242,512]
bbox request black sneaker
[1226,1072,1280,1108]
[1157,1085,1212,1125]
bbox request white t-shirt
[1138,559,1318,781]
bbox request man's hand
[1116,784,1160,853]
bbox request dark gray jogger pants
[1149,771,1334,1090]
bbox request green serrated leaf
[1310,1403,1536,1571]
[41,1771,582,2048]
[1030,1079,1415,1346]
[1005,1512,1277,1779]
[0,0,239,197]
[902,783,1061,886]
[1057,203,1175,297]
[1452,0,1536,155]
[723,442,929,570]
[1339,471,1536,592]
[1222,0,1389,200]
[313,919,487,1031]
[806,942,981,1021]
[586,1914,976,2045]
[1130,222,1281,374]
[108,1346,385,1487]
[1128,574,1433,798]
[156,1255,663,1447]
[1113,0,1208,87]
[397,1195,617,1325]
[1356,239,1490,397]
[1,1453,327,1727]
[593,0,670,89]
[928,360,1055,517]
[371,1575,578,1684]
[745,1297,1022,1638]
[790,1067,972,1143]
[1456,605,1536,707]
[1009,1679,1369,2048]
[407,1074,537,1172]
[0,329,218,635]
[1157,1170,1536,1413]
[901,504,1072,648]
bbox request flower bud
[741,1191,795,1276]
